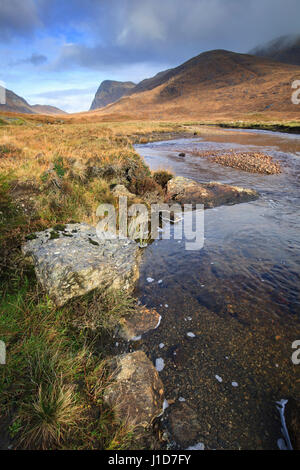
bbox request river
[132,128,300,450]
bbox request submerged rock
[22,223,141,306]
[167,176,259,208]
[119,305,161,341]
[166,402,202,448]
[104,351,164,429]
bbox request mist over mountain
[249,34,300,66]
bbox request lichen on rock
[22,223,141,306]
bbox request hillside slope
[89,50,300,121]
[0,88,66,115]
[90,80,136,110]
[250,35,300,66]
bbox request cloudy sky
[1,0,299,112]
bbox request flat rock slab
[167,176,259,208]
[22,223,141,306]
[119,305,161,341]
[104,351,164,429]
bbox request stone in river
[166,402,202,447]
[22,223,141,306]
[103,351,164,429]
[119,305,161,341]
[166,176,259,208]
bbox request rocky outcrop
[111,184,136,199]
[104,351,164,429]
[90,80,136,110]
[167,176,259,208]
[22,223,141,306]
[119,305,161,341]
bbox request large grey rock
[167,176,259,208]
[22,223,141,306]
[104,351,164,429]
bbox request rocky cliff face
[90,80,136,110]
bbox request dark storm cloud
[10,53,47,66]
[0,0,40,40]
[1,0,300,68]
[51,0,300,70]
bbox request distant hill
[87,49,300,121]
[249,34,300,66]
[0,88,66,115]
[90,80,136,110]
[31,104,67,115]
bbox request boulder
[119,305,161,341]
[104,351,164,429]
[166,176,259,208]
[22,223,141,306]
[111,184,136,199]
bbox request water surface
[133,129,300,450]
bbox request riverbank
[0,116,299,450]
[0,118,181,450]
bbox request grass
[0,269,139,449]
[0,118,180,449]
[1,111,299,449]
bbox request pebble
[155,358,165,372]
[187,332,196,338]
[186,443,205,450]
[215,375,223,383]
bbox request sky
[1,0,299,113]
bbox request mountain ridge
[0,88,67,115]
[88,49,300,120]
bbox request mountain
[0,88,66,115]
[90,80,136,110]
[249,35,300,66]
[88,49,300,120]
[31,104,67,115]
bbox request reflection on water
[134,129,300,450]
